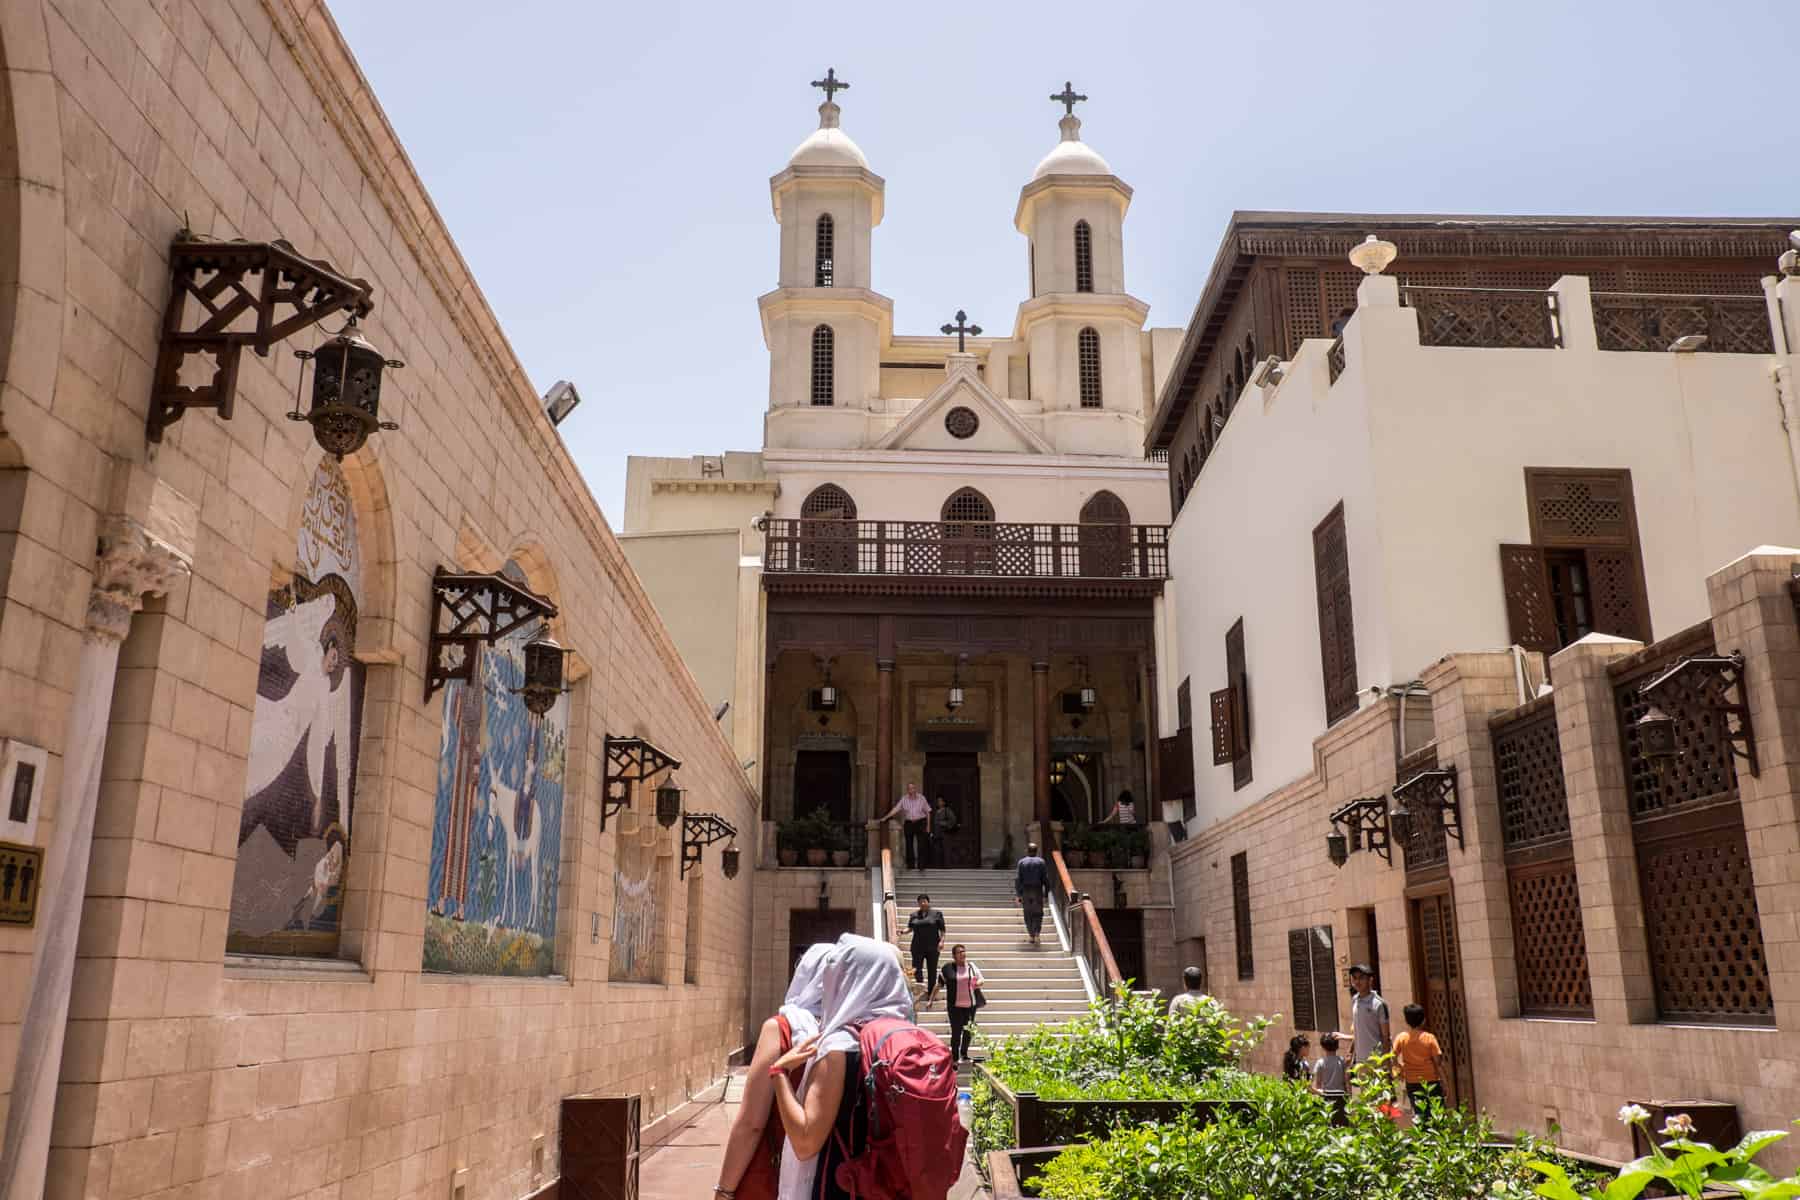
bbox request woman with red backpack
[713,943,832,1200]
[770,935,967,1200]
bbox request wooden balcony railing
[1050,849,1124,1001]
[764,518,1170,579]
[881,847,899,947]
[1402,285,1562,349]
[1592,292,1774,354]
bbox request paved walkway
[639,1072,988,1199]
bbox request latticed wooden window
[1231,853,1254,980]
[941,487,994,524]
[801,483,856,521]
[1313,502,1358,725]
[810,325,834,406]
[1176,678,1192,730]
[1491,699,1592,1016]
[798,484,857,573]
[1397,744,1448,874]
[940,487,995,575]
[1078,491,1130,577]
[1286,925,1339,1034]
[1074,220,1094,293]
[1611,624,1772,1024]
[1078,328,1102,408]
[1502,468,1648,652]
[815,214,835,287]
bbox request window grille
[1074,220,1094,293]
[800,484,856,521]
[1231,852,1254,980]
[939,488,995,574]
[1078,328,1102,408]
[815,214,834,287]
[810,325,834,406]
[941,487,994,524]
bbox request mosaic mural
[610,838,664,983]
[228,459,366,956]
[424,563,568,976]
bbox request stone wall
[1173,547,1800,1171]
[0,3,758,1198]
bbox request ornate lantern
[1325,831,1349,869]
[818,658,838,710]
[947,653,967,712]
[1078,657,1097,711]
[290,317,403,459]
[655,777,683,828]
[1387,804,1415,845]
[720,844,741,879]
[512,627,570,716]
[1634,704,1679,762]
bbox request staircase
[893,869,1091,1058]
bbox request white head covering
[777,935,915,1199]
[779,943,832,1045]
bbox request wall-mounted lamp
[511,625,571,716]
[817,656,838,710]
[1077,657,1097,711]
[655,777,684,829]
[818,877,831,913]
[947,653,967,712]
[681,812,738,878]
[720,843,741,880]
[1668,334,1709,353]
[1391,766,1463,849]
[1252,355,1286,388]
[1326,797,1391,868]
[425,567,557,703]
[543,379,582,426]
[1635,651,1757,776]
[288,317,404,460]
[601,735,682,831]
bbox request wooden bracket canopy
[680,812,737,878]
[602,735,682,831]
[424,567,558,703]
[1328,797,1392,864]
[1393,766,1463,848]
[147,235,374,443]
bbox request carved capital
[87,516,194,641]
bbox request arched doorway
[1078,491,1130,577]
[940,487,995,575]
[799,483,858,573]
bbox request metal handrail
[880,847,899,947]
[1049,849,1123,1002]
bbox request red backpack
[831,1018,968,1200]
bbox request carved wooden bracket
[148,235,374,443]
[681,812,738,878]
[424,567,558,703]
[602,735,682,832]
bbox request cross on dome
[1050,81,1087,116]
[811,68,850,104]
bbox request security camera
[1251,355,1286,388]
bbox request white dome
[1032,138,1111,180]
[787,101,868,169]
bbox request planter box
[987,1146,1066,1200]
[976,1065,1254,1149]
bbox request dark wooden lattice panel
[1499,544,1559,654]
[1231,852,1254,980]
[1585,547,1647,641]
[1283,269,1323,350]
[1492,700,1571,848]
[1470,268,1562,290]
[1620,268,1766,296]
[1398,745,1448,873]
[1321,270,1360,329]
[1635,808,1772,1024]
[1526,470,1634,547]
[1313,503,1357,725]
[1612,627,1738,818]
[1593,294,1774,354]
[1404,287,1560,348]
[1508,859,1593,1016]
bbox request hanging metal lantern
[1078,658,1097,710]
[1388,804,1415,845]
[720,844,740,879]
[290,317,403,460]
[655,778,683,828]
[1635,704,1679,762]
[512,628,570,716]
[1326,831,1348,868]
[947,653,966,712]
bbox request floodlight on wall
[289,317,404,460]
[1668,334,1709,353]
[543,380,582,426]
[1636,652,1757,776]
[1251,355,1286,388]
[1348,233,1398,276]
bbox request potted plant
[779,809,835,867]
[828,821,852,867]
[1127,828,1149,869]
[1063,824,1090,869]
[775,816,802,866]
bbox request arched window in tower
[1078,327,1103,409]
[1079,490,1132,577]
[810,325,835,406]
[814,214,835,288]
[1074,220,1094,293]
[940,487,996,575]
[799,483,858,573]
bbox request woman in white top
[1100,790,1138,826]
[936,944,985,1064]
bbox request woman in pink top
[936,944,985,1063]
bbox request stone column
[1142,651,1161,813]
[1032,661,1051,827]
[1,500,193,1200]
[875,660,895,822]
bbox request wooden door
[789,908,855,974]
[923,752,981,867]
[1409,888,1475,1109]
[1099,909,1144,987]
[793,750,852,824]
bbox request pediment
[876,362,1052,454]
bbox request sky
[331,0,1800,524]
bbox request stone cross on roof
[811,68,850,104]
[1050,81,1087,116]
[940,310,982,353]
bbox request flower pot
[1129,854,1148,869]
[1066,850,1087,868]
[805,848,829,867]
[830,850,850,867]
[779,848,799,867]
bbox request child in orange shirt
[1391,1003,1446,1125]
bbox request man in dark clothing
[907,894,946,1004]
[1013,842,1050,945]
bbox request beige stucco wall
[1170,273,1800,827]
[0,3,759,1197]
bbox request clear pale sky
[332,0,1798,523]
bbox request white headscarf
[780,942,832,1045]
[777,935,915,1199]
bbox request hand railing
[1592,291,1774,354]
[1049,849,1124,1002]
[880,846,899,948]
[1401,285,1562,349]
[764,519,1170,580]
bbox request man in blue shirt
[1013,842,1049,945]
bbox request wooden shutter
[1288,930,1317,1032]
[1209,687,1237,766]
[1225,618,1252,789]
[1232,852,1254,980]
[1313,503,1358,725]
[1585,547,1648,642]
[1176,678,1193,730]
[1499,544,1559,652]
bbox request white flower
[1661,1112,1696,1138]
[1618,1104,1651,1126]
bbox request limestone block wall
[749,869,872,1026]
[0,3,758,1198]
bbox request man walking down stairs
[894,868,1091,1060]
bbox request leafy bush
[1532,1107,1795,1200]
